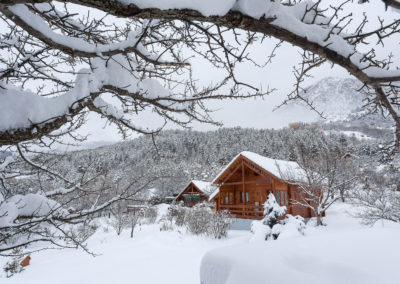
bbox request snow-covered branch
[0,0,398,149]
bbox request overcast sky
[50,1,400,147]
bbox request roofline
[209,189,219,201]
[212,153,284,186]
[174,180,209,201]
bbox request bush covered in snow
[263,192,286,240]
[252,193,305,241]
[143,206,158,224]
[207,210,232,239]
[2,249,24,278]
[166,202,187,227]
[160,202,232,238]
[264,192,286,225]
[185,203,212,235]
[278,215,306,239]
[184,203,232,238]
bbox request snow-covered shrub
[158,216,173,231]
[185,203,212,235]
[278,215,306,239]
[3,249,24,278]
[352,165,400,225]
[109,209,129,236]
[251,220,270,242]
[167,202,187,227]
[143,206,158,224]
[183,202,232,238]
[263,193,286,240]
[110,216,128,235]
[157,202,232,237]
[251,193,305,241]
[207,210,232,239]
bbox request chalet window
[246,192,250,203]
[224,195,229,204]
[183,194,200,206]
[275,191,280,205]
[241,192,244,203]
[280,191,288,205]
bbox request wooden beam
[222,180,273,186]
[219,161,242,185]
[242,159,245,208]
[242,159,268,178]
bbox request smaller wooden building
[175,180,215,207]
[209,151,318,219]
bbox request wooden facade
[175,181,210,207]
[210,153,316,220]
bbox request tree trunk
[130,224,135,238]
[316,214,323,226]
[340,189,345,202]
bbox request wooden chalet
[175,180,215,207]
[209,151,316,219]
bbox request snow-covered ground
[2,203,400,283]
[0,222,250,283]
[201,203,400,284]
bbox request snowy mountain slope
[285,77,394,140]
[289,77,364,121]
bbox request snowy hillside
[285,77,394,140]
[31,128,379,199]
[288,77,364,121]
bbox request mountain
[287,77,393,140]
[297,77,364,121]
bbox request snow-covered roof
[209,151,305,201]
[208,188,220,202]
[176,180,216,200]
[192,180,216,195]
[212,151,304,184]
[241,151,304,180]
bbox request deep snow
[201,203,400,284]
[0,222,250,283]
[1,203,400,284]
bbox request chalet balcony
[219,204,264,219]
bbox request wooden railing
[220,204,264,219]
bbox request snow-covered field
[201,203,400,284]
[1,203,400,284]
[0,221,250,283]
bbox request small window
[224,195,229,204]
[275,191,281,205]
[246,192,250,203]
[183,194,200,206]
[280,191,288,205]
[241,192,244,203]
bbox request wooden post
[218,187,221,210]
[242,159,245,217]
